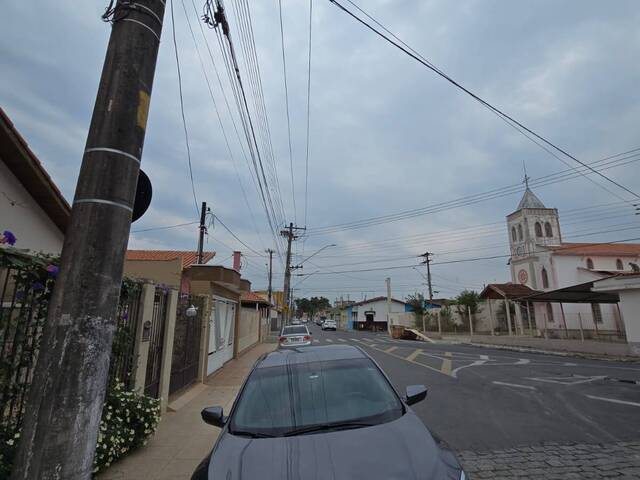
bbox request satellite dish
[132,169,152,222]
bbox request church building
[506,186,640,333]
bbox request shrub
[93,383,161,474]
[0,424,20,479]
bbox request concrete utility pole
[420,252,434,304]
[386,277,392,334]
[281,223,304,324]
[197,201,208,264]
[265,248,274,327]
[11,2,165,478]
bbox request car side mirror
[201,406,226,427]
[405,385,427,406]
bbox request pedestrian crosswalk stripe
[326,339,333,343]
[313,340,319,343]
[405,349,422,362]
[338,338,346,342]
[384,346,398,353]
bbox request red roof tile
[241,291,270,305]
[550,243,640,257]
[126,250,215,268]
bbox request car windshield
[230,358,403,437]
[282,326,307,335]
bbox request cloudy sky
[2,0,639,302]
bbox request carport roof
[479,283,540,300]
[519,278,620,304]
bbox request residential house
[240,292,271,351]
[0,108,70,253]
[343,296,412,331]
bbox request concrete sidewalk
[99,343,276,480]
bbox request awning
[519,280,619,304]
[479,283,541,300]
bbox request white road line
[480,355,490,360]
[325,339,333,343]
[312,340,319,344]
[451,360,487,378]
[384,346,398,353]
[586,395,640,408]
[516,359,530,365]
[492,381,536,390]
[405,349,422,362]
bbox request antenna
[522,159,530,189]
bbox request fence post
[198,295,212,383]
[437,311,442,336]
[468,306,473,337]
[543,312,548,339]
[526,302,533,337]
[158,289,178,412]
[505,299,513,336]
[578,313,584,342]
[488,299,495,336]
[559,302,569,339]
[132,283,156,393]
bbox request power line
[306,148,640,235]
[304,0,313,227]
[170,0,199,216]
[329,0,640,202]
[277,0,297,222]
[211,213,264,256]
[130,221,199,233]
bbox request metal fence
[0,248,147,434]
[144,288,169,398]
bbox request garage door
[207,297,236,376]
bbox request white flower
[7,439,14,446]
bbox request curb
[457,340,640,363]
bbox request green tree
[405,293,426,329]
[294,296,331,319]
[455,290,481,330]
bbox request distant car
[291,319,301,325]
[278,325,312,348]
[315,318,323,326]
[191,345,465,480]
[321,319,337,331]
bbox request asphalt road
[306,326,640,452]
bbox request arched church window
[616,259,623,270]
[535,222,543,237]
[544,222,553,237]
[541,268,549,288]
[586,258,594,269]
[511,227,517,242]
[517,224,523,241]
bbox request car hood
[206,411,461,480]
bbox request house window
[517,224,523,241]
[591,303,603,324]
[545,303,554,322]
[511,227,517,242]
[544,222,553,237]
[541,268,549,289]
[616,259,623,270]
[586,258,594,269]
[535,222,543,237]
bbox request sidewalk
[99,343,276,480]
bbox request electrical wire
[303,0,313,228]
[277,0,297,223]
[130,221,199,233]
[170,0,200,216]
[329,0,640,202]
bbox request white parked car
[279,325,312,347]
[321,320,337,331]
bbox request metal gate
[144,289,168,398]
[169,295,204,395]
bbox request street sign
[132,169,152,222]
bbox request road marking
[480,354,490,360]
[313,340,319,344]
[325,339,333,343]
[586,395,640,408]
[527,375,606,386]
[405,349,422,362]
[492,381,536,390]
[516,358,530,365]
[363,338,375,342]
[338,338,347,342]
[384,346,398,353]
[441,352,453,376]
[451,360,487,378]
[564,362,577,366]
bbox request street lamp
[294,244,337,268]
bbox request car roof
[257,345,367,368]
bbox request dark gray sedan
[192,345,465,480]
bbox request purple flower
[123,312,129,322]
[1,230,17,246]
[32,282,44,292]
[16,290,25,300]
[46,264,59,277]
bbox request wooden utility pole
[266,248,274,309]
[420,252,434,304]
[197,201,208,264]
[11,2,165,478]
[386,277,392,334]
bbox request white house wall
[353,300,406,322]
[0,160,64,254]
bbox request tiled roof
[480,283,540,300]
[350,296,407,307]
[516,188,546,210]
[125,250,215,268]
[550,243,640,257]
[241,291,271,305]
